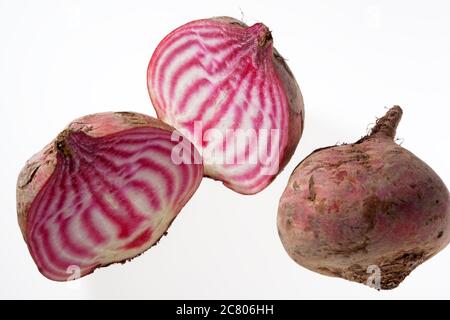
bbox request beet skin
[277,106,450,289]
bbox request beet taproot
[17,112,203,281]
[277,106,450,289]
[147,16,304,195]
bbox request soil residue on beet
[308,176,316,201]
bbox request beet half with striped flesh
[278,106,450,289]
[147,17,304,195]
[17,112,203,281]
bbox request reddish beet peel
[147,16,304,195]
[17,112,203,281]
[278,106,450,289]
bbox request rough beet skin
[277,106,450,289]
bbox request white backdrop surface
[0,0,449,299]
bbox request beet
[147,16,304,195]
[277,106,450,289]
[17,112,203,281]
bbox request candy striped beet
[278,107,450,289]
[17,112,203,281]
[148,17,304,195]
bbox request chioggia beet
[17,112,203,281]
[147,16,304,195]
[277,106,450,289]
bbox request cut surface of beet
[148,17,304,195]
[17,112,203,281]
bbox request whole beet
[277,106,450,289]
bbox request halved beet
[17,112,203,281]
[147,17,304,195]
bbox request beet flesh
[278,106,450,289]
[17,112,203,281]
[147,16,304,195]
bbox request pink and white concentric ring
[147,16,304,195]
[17,112,203,281]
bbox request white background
[1,0,449,299]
